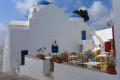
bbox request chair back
[101,62,107,71]
[77,54,82,61]
[48,53,51,57]
[94,51,98,58]
[70,52,77,56]
[87,51,89,56]
[82,50,84,55]
[57,53,61,57]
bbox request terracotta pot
[41,55,45,60]
[106,66,116,74]
[99,45,101,47]
[56,57,62,63]
[37,54,41,59]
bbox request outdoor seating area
[36,48,116,74]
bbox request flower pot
[56,57,62,63]
[99,45,101,47]
[41,55,45,60]
[106,66,116,74]
[37,54,41,59]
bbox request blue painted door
[52,45,58,53]
[21,50,28,65]
[82,31,86,40]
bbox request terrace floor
[0,62,37,80]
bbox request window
[34,8,36,11]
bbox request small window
[34,8,36,11]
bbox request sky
[0,0,113,44]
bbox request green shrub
[106,61,115,67]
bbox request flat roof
[9,21,29,26]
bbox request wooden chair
[73,54,83,66]
[77,54,82,61]
[61,53,66,61]
[56,53,61,57]
[48,52,51,57]
[64,51,68,61]
[70,52,77,60]
[101,62,107,71]
[50,54,56,70]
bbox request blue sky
[0,0,112,44]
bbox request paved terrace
[0,62,37,80]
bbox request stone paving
[0,62,37,80]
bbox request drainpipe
[112,25,116,59]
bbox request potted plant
[37,48,42,59]
[106,61,116,74]
[98,44,101,48]
[56,57,62,63]
[37,47,46,60]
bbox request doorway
[82,31,86,40]
[80,45,83,51]
[21,50,28,65]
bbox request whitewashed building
[3,0,97,71]
[0,44,4,63]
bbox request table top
[84,61,100,66]
[102,52,110,54]
[98,54,107,57]
[110,50,113,51]
[69,56,77,57]
[45,57,52,59]
[52,53,57,54]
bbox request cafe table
[45,56,52,59]
[84,61,101,68]
[98,54,107,57]
[102,52,110,54]
[52,53,57,54]
[69,55,77,58]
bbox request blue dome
[35,0,50,5]
[70,13,81,18]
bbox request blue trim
[70,13,81,18]
[35,0,50,5]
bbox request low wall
[20,55,51,80]
[54,63,118,80]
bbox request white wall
[113,0,120,79]
[20,56,51,80]
[3,3,93,71]
[28,4,92,54]
[29,4,79,54]
[3,30,11,71]
[97,28,112,41]
[9,29,29,70]
[54,63,118,80]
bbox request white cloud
[0,23,7,44]
[79,1,112,30]
[90,13,112,30]
[79,6,87,10]
[61,5,69,12]
[89,1,109,21]
[14,0,55,14]
[15,0,38,14]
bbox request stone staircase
[91,31,105,51]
